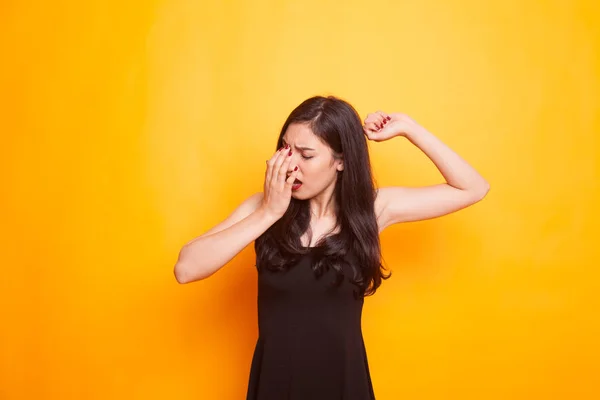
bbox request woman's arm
[174,193,276,283]
[175,144,301,283]
[363,112,490,230]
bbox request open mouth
[292,179,303,190]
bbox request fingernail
[288,150,292,156]
[294,166,298,171]
[285,144,289,149]
[387,116,391,120]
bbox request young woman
[174,96,489,399]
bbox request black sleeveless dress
[246,247,376,399]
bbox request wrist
[255,205,282,224]
[404,125,428,142]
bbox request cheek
[304,161,336,183]
[302,160,324,177]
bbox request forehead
[282,123,322,147]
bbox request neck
[309,181,338,219]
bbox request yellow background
[2,0,599,399]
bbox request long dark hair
[255,95,391,297]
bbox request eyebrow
[282,139,315,151]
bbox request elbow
[174,247,190,283]
[174,249,205,284]
[473,180,490,201]
[173,261,206,285]
[174,261,207,284]
[174,242,220,284]
[174,262,191,284]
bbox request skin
[174,110,490,283]
[280,123,343,219]
[364,111,490,230]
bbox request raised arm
[363,111,490,231]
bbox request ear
[336,160,344,171]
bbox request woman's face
[281,123,343,199]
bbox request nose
[287,152,298,170]
[286,162,298,178]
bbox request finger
[365,130,378,141]
[365,113,380,124]
[285,165,299,187]
[271,147,289,186]
[375,111,389,126]
[364,122,379,132]
[278,148,294,185]
[370,112,383,129]
[363,125,374,135]
[377,111,392,123]
[372,121,384,131]
[265,148,278,183]
[266,146,285,183]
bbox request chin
[291,191,308,200]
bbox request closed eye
[301,156,313,160]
